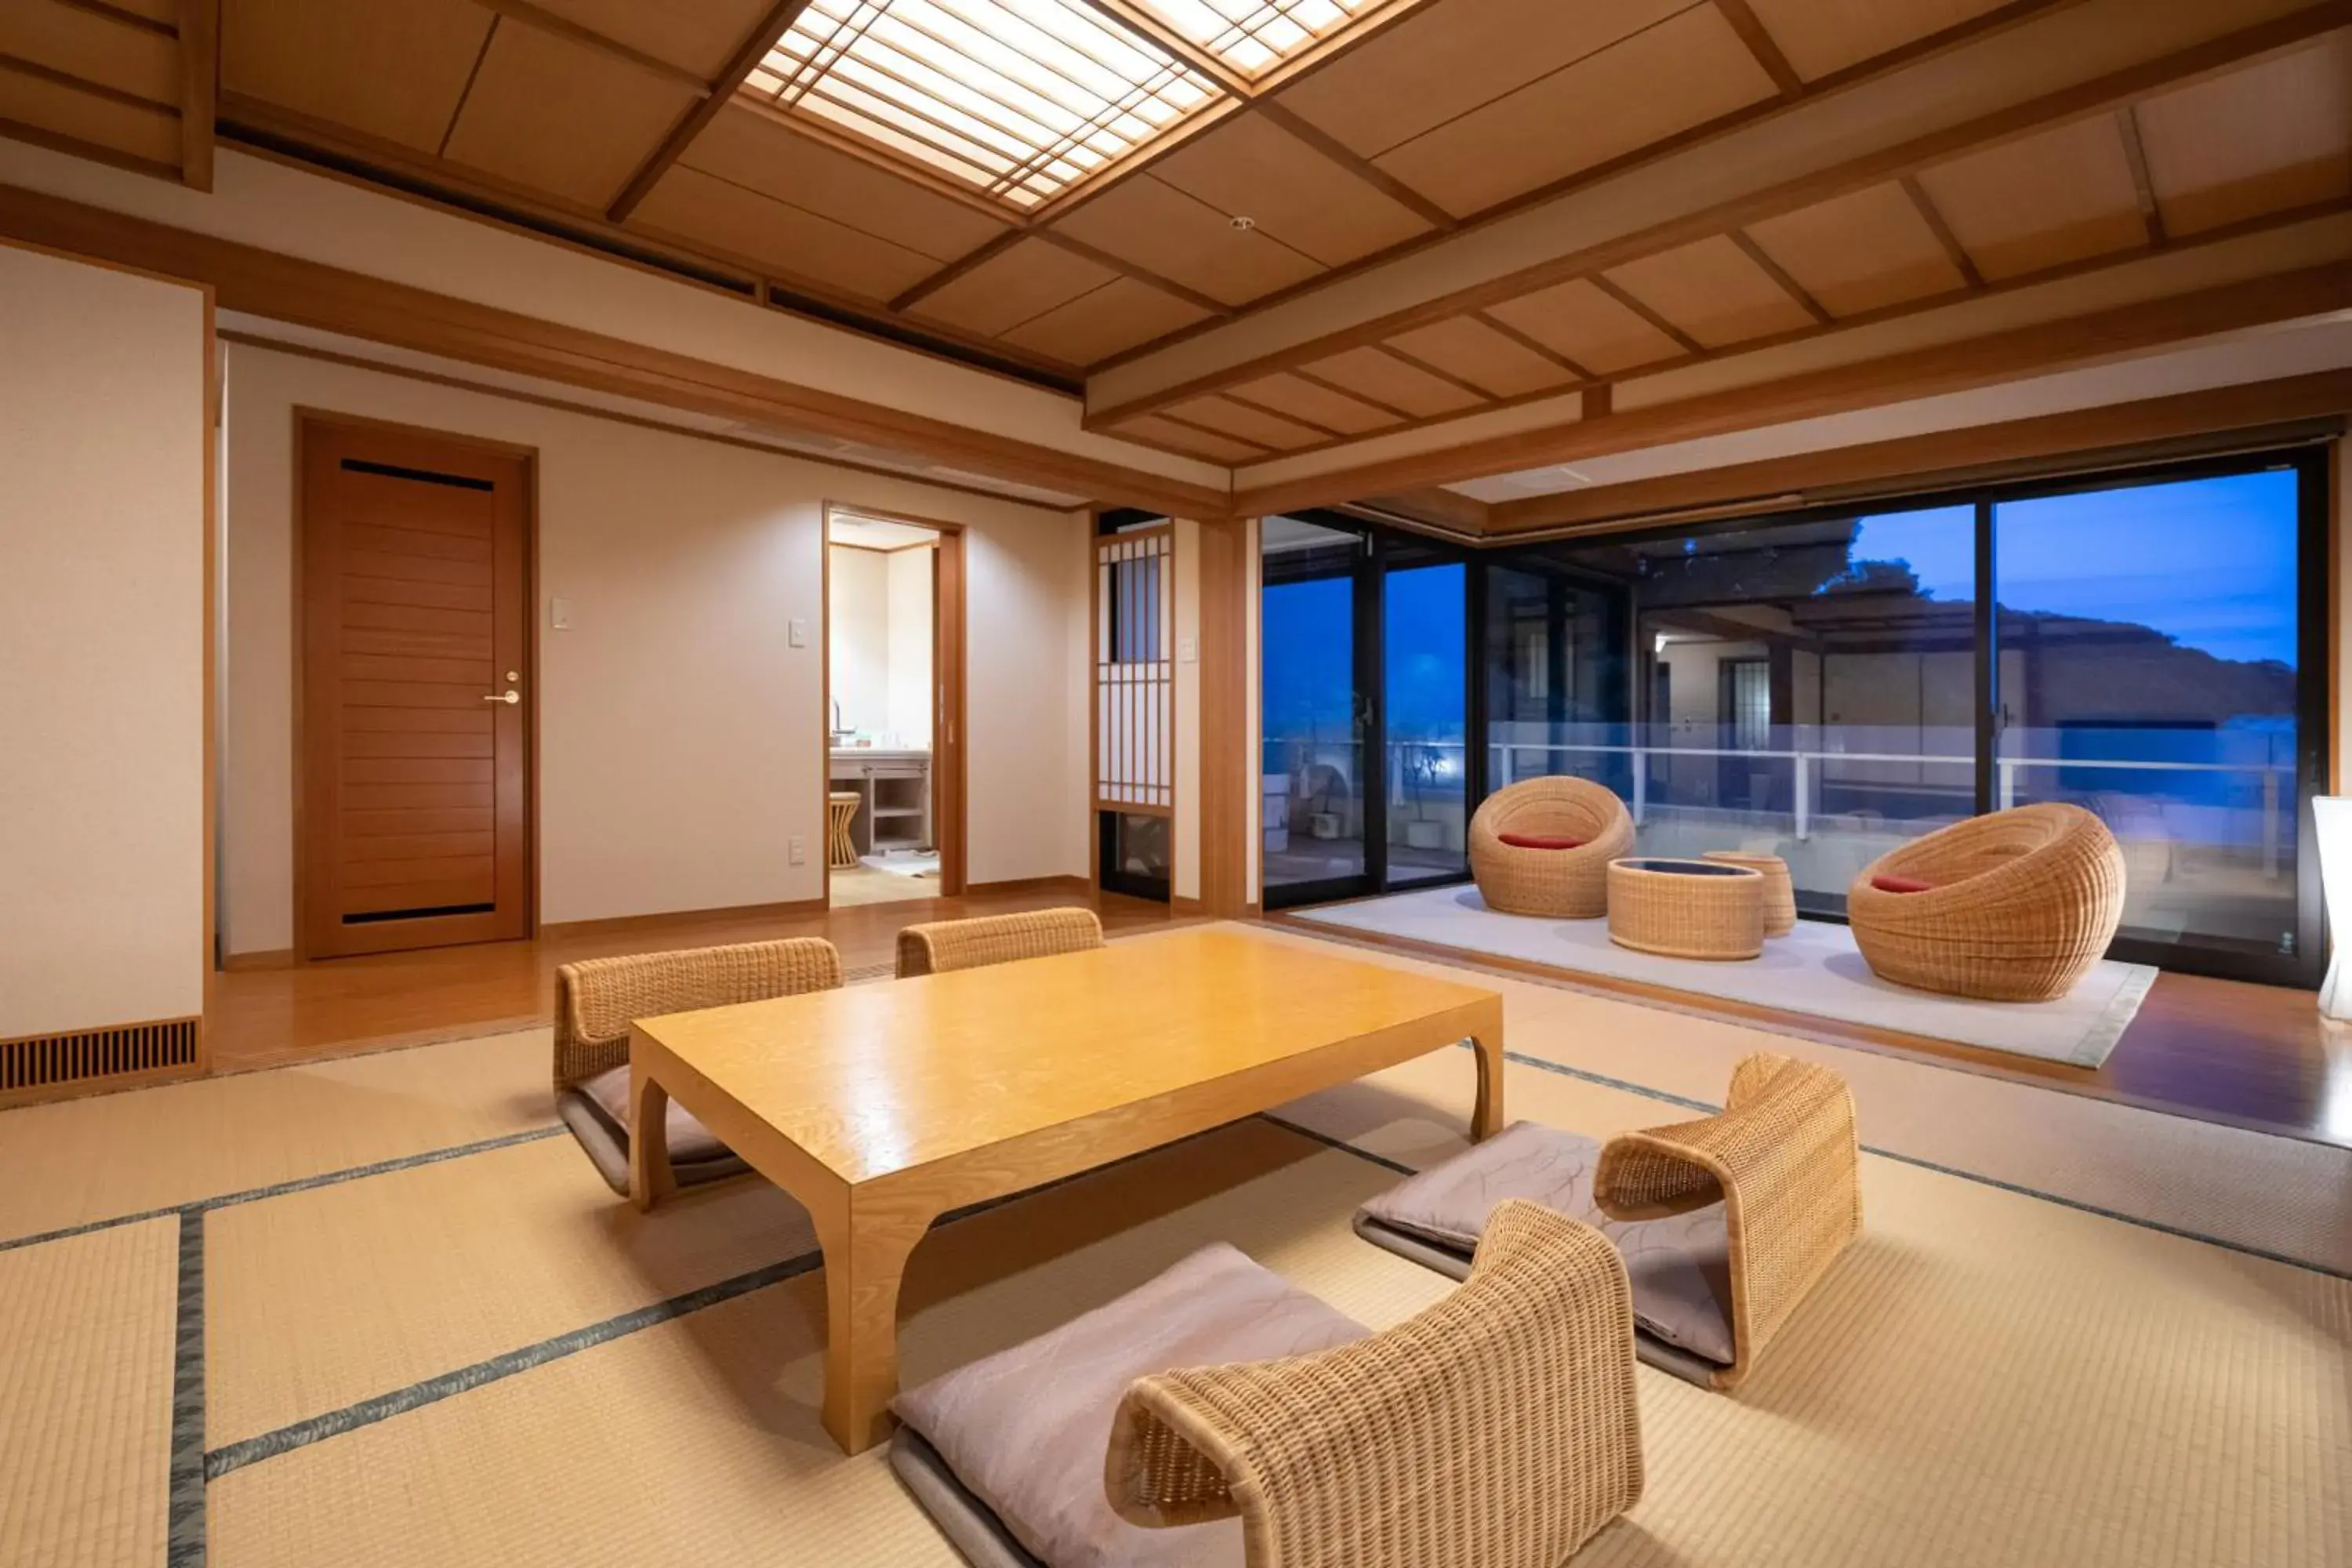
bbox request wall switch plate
[788,836,807,866]
[789,618,808,648]
[550,597,572,630]
[1178,635,1198,662]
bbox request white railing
[1490,741,2293,877]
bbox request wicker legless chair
[895,906,1104,978]
[1469,776,1635,918]
[1846,803,2125,1002]
[552,938,844,1193]
[1592,1051,1860,1392]
[1106,1202,1643,1568]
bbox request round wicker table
[1606,857,1766,960]
[1700,851,1796,935]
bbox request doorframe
[818,503,967,905]
[290,408,540,960]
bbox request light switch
[789,618,808,648]
[550,597,572,630]
[1178,635,1198,663]
[788,836,807,866]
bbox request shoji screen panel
[1095,527,1174,813]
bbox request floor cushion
[1356,1120,1734,1369]
[558,1068,746,1196]
[891,1242,1367,1568]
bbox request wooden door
[300,420,532,957]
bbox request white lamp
[2314,796,2352,1020]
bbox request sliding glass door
[1471,448,2327,985]
[1262,516,1472,909]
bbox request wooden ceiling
[2,0,2348,510]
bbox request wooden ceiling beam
[1227,260,2352,516]
[608,0,815,223]
[1485,368,2352,536]
[2114,106,2167,249]
[1711,0,1805,98]
[471,0,713,93]
[60,0,177,38]
[1039,230,1233,318]
[1727,228,1834,325]
[0,180,1225,514]
[1087,1,2352,426]
[178,0,216,191]
[1900,174,1984,289]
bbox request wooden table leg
[818,1201,931,1454]
[1469,1002,1506,1142]
[629,1068,676,1213]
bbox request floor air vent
[2,1018,201,1095]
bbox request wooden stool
[827,791,862,870]
[1701,851,1796,935]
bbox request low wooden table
[1607,856,1766,960]
[627,929,1504,1454]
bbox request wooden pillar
[1197,516,1251,918]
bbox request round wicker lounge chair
[1469,776,1635,918]
[1847,803,2125,1002]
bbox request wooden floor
[201,884,2349,1149]
[1269,913,2352,1149]
[205,883,1181,1073]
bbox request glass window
[1384,550,1466,887]
[1261,517,1365,901]
[1135,0,1384,78]
[1994,470,2305,966]
[1468,453,2323,984]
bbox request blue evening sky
[1849,470,2299,667]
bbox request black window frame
[1471,441,2332,989]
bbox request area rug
[1294,885,2154,1066]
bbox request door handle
[483,690,521,705]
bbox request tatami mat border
[0,1126,569,1255]
[203,1251,826,1480]
[169,1210,206,1568]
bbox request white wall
[827,544,890,737]
[222,343,1089,952]
[0,243,209,1033]
[885,545,934,748]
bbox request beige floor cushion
[892,1242,1367,1568]
[1357,1119,1734,1367]
[559,1069,746,1196]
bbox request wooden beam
[1486,368,2352,536]
[1228,260,2352,515]
[1040,230,1232,318]
[1728,227,1834,325]
[2115,105,2168,248]
[176,0,218,190]
[890,227,1025,312]
[472,0,712,92]
[608,0,814,223]
[1087,2,2352,426]
[1901,174,1984,289]
[1712,0,1805,97]
[1253,100,1457,231]
[0,180,1230,516]
[1195,516,1252,916]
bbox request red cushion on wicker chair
[1870,874,1936,895]
[1500,833,1587,851]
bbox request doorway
[823,507,965,907]
[297,416,535,957]
[1260,514,1472,909]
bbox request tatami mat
[1221,922,2352,1276]
[9,922,2351,1568]
[0,1217,178,1568]
[0,1032,550,1245]
[197,1094,2351,1568]
[205,1134,817,1450]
